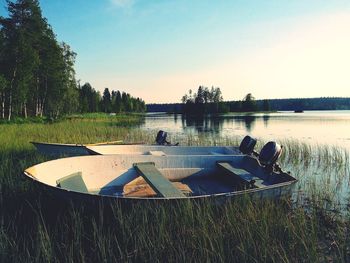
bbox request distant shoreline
[147,97,350,113]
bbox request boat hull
[24,154,297,202]
[28,175,296,206]
[31,142,90,157]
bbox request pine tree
[115,90,122,113]
[102,88,111,113]
[242,93,257,112]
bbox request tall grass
[0,118,350,262]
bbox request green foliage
[262,99,270,111]
[0,0,81,120]
[150,97,350,113]
[95,87,145,114]
[101,88,111,113]
[79,83,101,113]
[0,1,147,120]
[114,90,122,112]
[182,86,227,115]
[241,93,258,112]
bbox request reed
[0,117,349,262]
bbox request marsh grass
[0,119,350,262]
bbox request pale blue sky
[2,0,350,103]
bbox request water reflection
[263,115,270,128]
[142,111,350,149]
[178,114,263,134]
[181,115,224,134]
[174,113,178,124]
[233,115,257,132]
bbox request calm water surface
[142,110,350,210]
[142,110,350,149]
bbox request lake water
[141,110,350,150]
[141,110,350,210]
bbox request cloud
[110,0,134,8]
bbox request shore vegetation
[0,116,349,262]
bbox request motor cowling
[259,141,282,167]
[239,135,257,155]
[155,130,168,145]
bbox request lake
[141,110,350,150]
[141,110,350,209]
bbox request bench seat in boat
[133,162,186,198]
[217,162,265,188]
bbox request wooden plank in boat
[133,162,186,198]
[217,162,264,188]
[124,182,192,197]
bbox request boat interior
[24,154,295,199]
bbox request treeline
[79,83,146,113]
[257,97,350,111]
[180,87,271,114]
[0,0,78,120]
[0,0,145,120]
[147,96,350,113]
[181,86,229,114]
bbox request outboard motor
[155,130,169,145]
[239,135,257,155]
[259,141,283,168]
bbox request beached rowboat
[30,131,249,157]
[23,153,296,201]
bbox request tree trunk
[8,67,17,121]
[40,76,48,117]
[35,97,39,116]
[1,101,4,119]
[40,103,44,117]
[1,92,4,119]
[35,77,40,116]
[8,92,12,121]
[24,102,27,118]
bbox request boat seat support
[56,172,89,193]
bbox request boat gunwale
[31,141,123,147]
[31,141,87,147]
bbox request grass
[0,117,350,262]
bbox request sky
[1,0,350,103]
